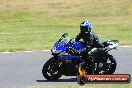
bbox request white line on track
[119,46,132,47]
[0,46,131,53]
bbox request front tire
[42,57,62,81]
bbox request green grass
[0,0,132,52]
[26,83,132,88]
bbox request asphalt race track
[0,47,132,88]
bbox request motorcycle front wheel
[42,57,62,81]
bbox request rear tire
[42,57,62,81]
[94,54,117,74]
[107,55,117,74]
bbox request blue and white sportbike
[42,33,119,81]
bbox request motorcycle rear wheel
[94,54,117,74]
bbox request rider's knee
[88,48,98,55]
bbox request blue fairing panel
[72,42,85,50]
[54,41,67,51]
[58,55,83,61]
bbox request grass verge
[0,0,132,51]
[26,83,132,88]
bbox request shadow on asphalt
[36,78,77,82]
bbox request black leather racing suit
[75,33,104,49]
[75,32,104,73]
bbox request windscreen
[59,36,70,44]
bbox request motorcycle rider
[74,20,104,74]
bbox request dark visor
[81,26,88,32]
